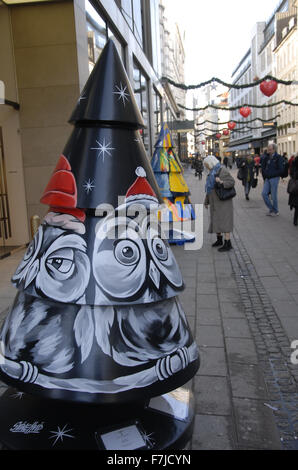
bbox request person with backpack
[261,143,284,217]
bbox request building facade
[228,0,297,158]
[273,4,297,156]
[0,0,185,249]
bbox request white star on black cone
[49,424,75,447]
[83,178,95,194]
[91,138,115,163]
[140,430,155,448]
[10,391,25,399]
[113,82,130,106]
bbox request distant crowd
[190,146,298,253]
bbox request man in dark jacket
[261,143,284,216]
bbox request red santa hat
[40,155,85,222]
[125,167,158,204]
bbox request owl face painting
[12,206,183,306]
[0,168,199,402]
[92,213,183,304]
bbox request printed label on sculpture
[99,424,146,450]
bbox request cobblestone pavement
[0,165,298,450]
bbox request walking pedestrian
[254,154,260,176]
[288,154,298,226]
[195,158,203,180]
[223,156,228,168]
[240,154,255,200]
[261,143,284,216]
[203,154,235,252]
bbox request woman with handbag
[240,154,256,200]
[288,154,298,226]
[203,155,235,252]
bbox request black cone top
[69,40,144,129]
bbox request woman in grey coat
[203,155,235,252]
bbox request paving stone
[233,398,282,449]
[229,363,268,399]
[220,302,245,318]
[225,337,259,365]
[196,308,221,326]
[196,325,224,348]
[196,294,219,309]
[194,376,231,415]
[192,414,234,450]
[217,288,242,303]
[196,283,217,295]
[222,318,252,339]
[196,347,228,377]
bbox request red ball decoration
[260,80,278,97]
[228,121,236,130]
[239,107,251,118]
[201,141,205,145]
[215,133,221,139]
[223,129,229,136]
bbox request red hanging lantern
[223,130,229,136]
[239,106,251,118]
[260,80,278,97]
[201,140,205,145]
[215,133,221,139]
[228,121,236,130]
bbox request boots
[212,235,223,247]
[218,239,232,252]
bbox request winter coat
[204,166,235,233]
[240,157,255,185]
[261,152,284,179]
[288,157,298,209]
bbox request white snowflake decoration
[91,138,115,162]
[83,178,95,194]
[113,82,130,106]
[49,424,75,447]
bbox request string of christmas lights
[178,100,298,112]
[162,75,296,90]
[195,115,281,126]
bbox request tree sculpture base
[0,383,194,450]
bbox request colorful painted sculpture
[0,41,199,408]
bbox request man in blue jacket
[261,143,284,216]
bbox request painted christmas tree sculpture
[0,40,199,450]
[151,124,195,244]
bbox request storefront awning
[226,143,250,151]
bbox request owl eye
[45,248,75,280]
[46,257,73,274]
[152,238,168,261]
[114,240,140,266]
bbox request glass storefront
[117,0,143,48]
[153,87,162,144]
[86,0,125,72]
[133,60,151,153]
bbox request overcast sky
[163,0,280,84]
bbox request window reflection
[133,60,150,153]
[86,0,125,73]
[153,88,162,143]
[117,0,143,48]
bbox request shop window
[86,0,126,72]
[153,87,162,143]
[117,0,143,47]
[133,60,151,153]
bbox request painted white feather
[73,306,94,363]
